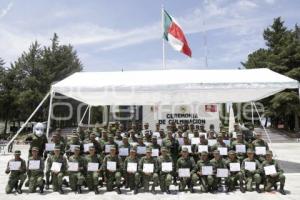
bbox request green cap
[32,147,39,151]
[54,145,61,150]
[108,134,114,138]
[89,146,95,150]
[152,135,157,139]
[228,150,236,155]
[110,146,116,151]
[74,146,80,151]
[183,133,188,138]
[213,150,220,154]
[247,149,254,154]
[14,150,21,155]
[266,150,273,155]
[182,147,189,152]
[201,151,208,155]
[161,147,168,152]
[146,147,152,153]
[130,148,137,153]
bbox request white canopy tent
[4,68,299,152]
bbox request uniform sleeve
[21,159,26,173]
[138,158,143,172]
[101,156,107,170]
[46,156,52,172]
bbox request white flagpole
[161,5,166,69]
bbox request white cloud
[0,1,13,19]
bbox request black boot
[77,185,82,194]
[59,187,64,194]
[274,184,278,190]
[256,184,261,193]
[39,183,44,194]
[151,185,156,194]
[17,185,23,194]
[134,186,138,194]
[45,179,50,190]
[189,184,195,193]
[240,184,245,193]
[14,182,18,192]
[279,185,286,195]
[94,187,99,194]
[166,186,171,194]
[116,186,121,194]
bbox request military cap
[54,145,61,150]
[201,151,208,155]
[52,133,58,137]
[71,133,78,138]
[32,147,39,151]
[152,135,157,139]
[266,150,273,155]
[144,122,149,125]
[110,146,116,151]
[146,147,152,153]
[182,147,189,152]
[255,131,262,136]
[247,149,254,153]
[89,145,95,150]
[74,146,80,151]
[130,148,137,153]
[122,136,128,139]
[183,132,189,138]
[228,150,236,155]
[56,128,61,132]
[236,132,242,136]
[14,150,21,155]
[213,150,220,154]
[72,129,77,133]
[136,135,142,139]
[161,147,168,152]
[217,134,223,138]
[90,132,96,136]
[200,134,205,138]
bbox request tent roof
[51,68,299,105]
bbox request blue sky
[0,0,300,71]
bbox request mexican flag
[163,10,192,57]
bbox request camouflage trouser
[159,173,172,191]
[105,171,122,190]
[228,172,243,190]
[125,172,140,189]
[265,173,285,191]
[5,173,27,194]
[69,172,85,191]
[191,174,214,192]
[49,172,64,191]
[86,172,99,190]
[28,174,44,192]
[178,177,194,191]
[245,173,261,191]
[141,173,159,192]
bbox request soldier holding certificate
[191,151,214,193]
[27,147,45,193]
[123,148,139,194]
[262,150,286,195]
[65,133,83,158]
[45,145,67,194]
[210,150,228,192]
[138,147,159,193]
[157,147,173,194]
[5,150,27,194]
[231,132,248,162]
[251,132,269,162]
[68,146,85,193]
[241,149,262,193]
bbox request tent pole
[251,101,254,124]
[79,105,90,126]
[88,106,92,127]
[252,102,272,149]
[5,92,50,152]
[46,91,54,138]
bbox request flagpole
[161,4,166,69]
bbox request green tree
[242,17,300,131]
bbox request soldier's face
[247,153,254,159]
[213,153,220,159]
[89,149,95,155]
[110,149,116,156]
[54,149,60,156]
[130,152,136,158]
[228,154,235,160]
[32,150,38,158]
[74,150,80,156]
[15,154,20,159]
[201,155,208,161]
[182,151,188,158]
[53,136,58,142]
[162,151,167,156]
[266,154,272,161]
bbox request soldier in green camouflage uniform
[138,147,159,193]
[262,150,286,195]
[231,132,248,162]
[176,147,196,193]
[65,133,83,158]
[225,150,245,192]
[101,146,123,194]
[251,132,269,162]
[241,149,262,193]
[84,146,102,194]
[191,151,214,192]
[27,147,45,193]
[210,150,228,192]
[123,148,140,194]
[5,150,27,194]
[46,145,67,194]
[68,146,85,193]
[118,136,131,162]
[157,147,173,194]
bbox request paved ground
[0,128,300,200]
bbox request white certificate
[236,144,246,153]
[223,140,230,146]
[151,149,159,157]
[229,163,241,172]
[232,132,237,139]
[245,161,256,171]
[255,147,266,155]
[202,166,213,175]
[200,132,207,139]
[28,160,40,170]
[70,145,80,152]
[107,161,117,171]
[177,138,184,146]
[188,133,194,139]
[68,162,79,171]
[217,168,229,177]
[127,162,137,172]
[143,163,154,173]
[157,139,163,146]
[198,145,208,153]
[119,148,129,156]
[115,140,123,147]
[84,143,93,152]
[105,145,113,153]
[208,139,217,146]
[51,162,62,172]
[9,161,21,171]
[178,168,190,177]
[87,162,99,171]
[191,137,200,145]
[264,165,277,175]
[218,147,228,156]
[162,162,173,172]
[182,145,192,153]
[45,143,55,151]
[137,146,146,154]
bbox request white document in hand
[137,146,146,154]
[119,148,129,156]
[255,147,266,155]
[70,145,80,152]
[182,145,192,153]
[178,168,190,177]
[9,161,21,171]
[45,143,55,151]
[127,162,137,172]
[245,161,256,171]
[84,143,93,152]
[177,138,184,146]
[208,139,217,146]
[202,166,213,175]
[68,162,79,172]
[161,162,172,172]
[151,149,159,157]
[235,144,246,153]
[105,145,113,153]
[107,161,117,171]
[223,140,230,146]
[218,147,228,156]
[28,160,40,170]
[264,165,277,175]
[198,145,208,153]
[143,163,154,173]
[87,162,99,171]
[217,168,229,177]
[51,162,62,172]
[191,138,200,145]
[229,163,240,172]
